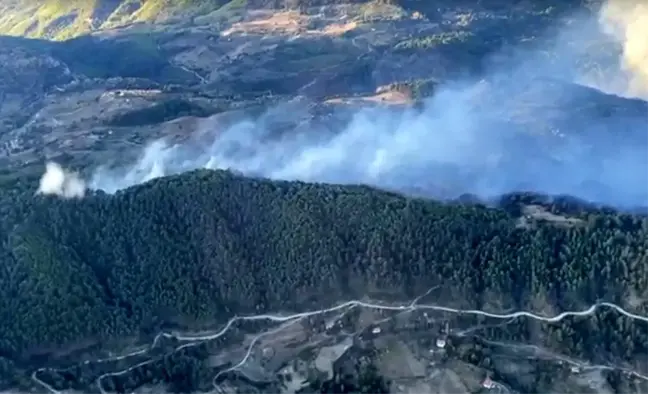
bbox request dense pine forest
[0,168,647,392]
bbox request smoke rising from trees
[41,0,648,209]
[37,162,86,199]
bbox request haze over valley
[20,0,648,209]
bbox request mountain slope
[0,0,591,40]
[0,169,647,392]
[0,0,233,40]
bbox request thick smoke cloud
[37,161,86,199]
[83,0,647,208]
[599,0,648,98]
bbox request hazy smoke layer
[82,0,648,208]
[37,162,86,199]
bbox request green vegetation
[0,0,96,40]
[377,78,439,101]
[52,35,164,77]
[0,168,645,391]
[0,0,232,40]
[1,33,198,84]
[0,0,590,41]
[218,0,248,12]
[310,363,390,393]
[107,99,217,127]
[358,0,408,22]
[43,34,196,83]
[394,31,474,51]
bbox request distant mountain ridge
[0,0,380,40]
[0,0,592,41]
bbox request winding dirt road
[31,294,648,394]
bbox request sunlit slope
[0,0,592,41]
[0,0,234,40]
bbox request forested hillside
[0,169,647,391]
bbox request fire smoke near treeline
[39,0,648,208]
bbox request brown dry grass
[221,11,359,37]
[319,21,358,36]
[221,11,306,36]
[325,91,413,106]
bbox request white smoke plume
[85,0,648,208]
[599,0,648,98]
[37,161,86,199]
